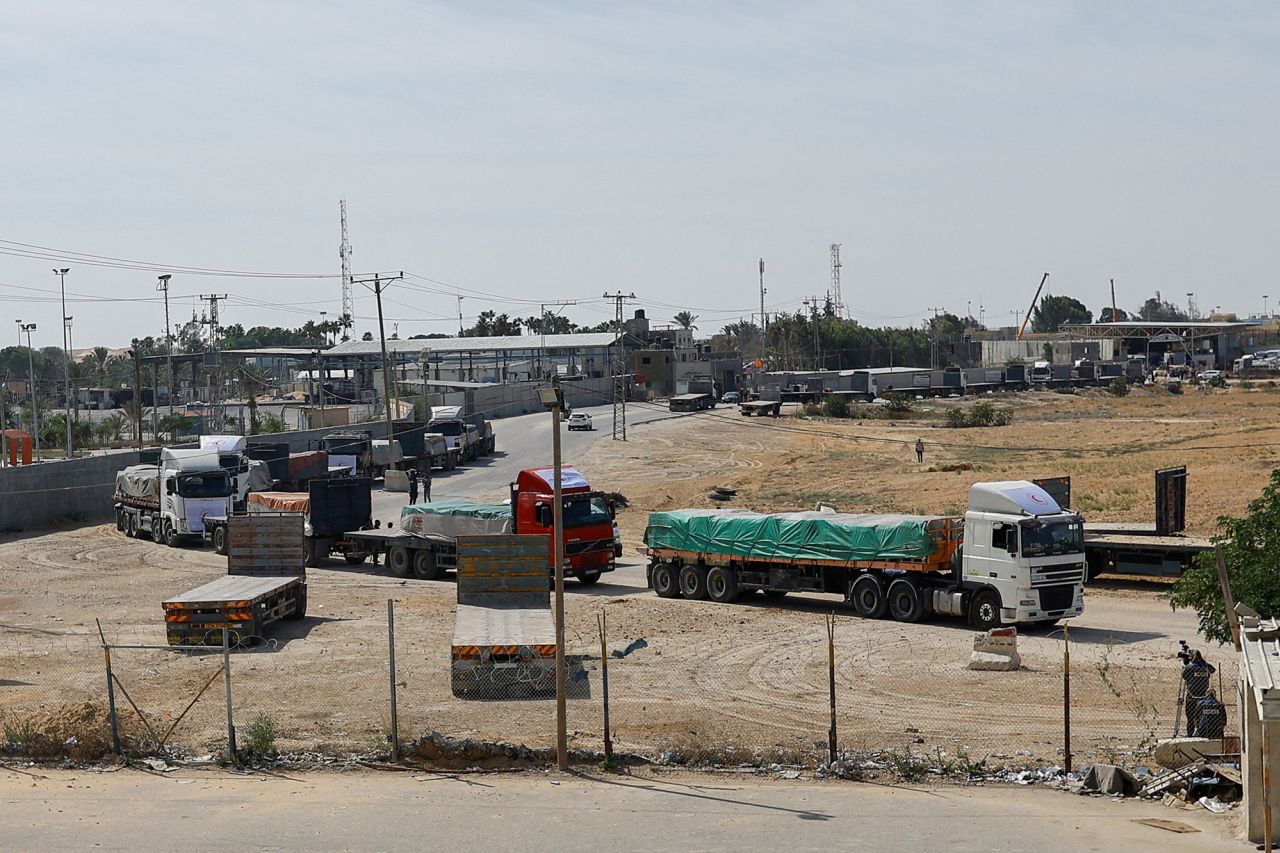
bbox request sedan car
[566,412,593,431]
[1199,370,1224,382]
[721,391,741,405]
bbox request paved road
[0,767,1237,852]
[369,400,683,521]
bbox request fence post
[95,619,121,755]
[598,610,612,763]
[1062,622,1072,773]
[388,598,401,763]
[827,612,837,764]
[222,628,236,760]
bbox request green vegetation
[242,712,279,762]
[943,402,1012,428]
[821,395,850,419]
[1108,377,1129,397]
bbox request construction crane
[1016,273,1050,341]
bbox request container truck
[343,466,617,584]
[198,435,273,509]
[391,420,458,471]
[450,534,556,698]
[114,449,234,547]
[313,431,373,477]
[210,477,374,566]
[426,406,494,462]
[162,512,306,646]
[643,480,1086,629]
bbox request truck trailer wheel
[125,514,137,538]
[288,585,307,620]
[887,578,927,623]
[388,546,412,578]
[115,510,125,533]
[678,564,709,600]
[213,526,228,556]
[576,570,602,586]
[413,550,444,581]
[850,574,887,619]
[343,553,366,565]
[651,563,680,598]
[706,566,740,603]
[968,589,1003,630]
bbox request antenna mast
[339,199,354,340]
[829,243,844,318]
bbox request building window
[642,357,651,365]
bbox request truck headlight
[1019,599,1036,606]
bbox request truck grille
[1037,584,1076,612]
[566,538,614,556]
[1032,565,1084,587]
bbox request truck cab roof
[516,466,591,495]
[161,448,224,471]
[967,481,1063,516]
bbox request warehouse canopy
[1060,321,1249,339]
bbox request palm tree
[89,346,110,386]
[673,311,699,330]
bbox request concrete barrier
[0,451,142,532]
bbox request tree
[524,312,578,335]
[672,311,699,331]
[1171,469,1280,644]
[1030,295,1092,332]
[361,331,374,341]
[463,311,522,337]
[1098,306,1129,323]
[1138,294,1189,322]
[157,414,197,443]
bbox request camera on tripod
[1176,639,1193,664]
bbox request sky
[1,1,1277,348]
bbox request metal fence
[0,603,1234,776]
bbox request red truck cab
[510,466,616,583]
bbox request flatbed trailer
[450,534,555,698]
[1083,522,1213,580]
[740,400,781,417]
[343,528,457,581]
[669,393,716,412]
[163,513,306,645]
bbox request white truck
[199,434,273,509]
[427,406,495,463]
[645,480,1086,628]
[115,448,234,547]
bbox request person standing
[423,463,432,502]
[407,468,419,505]
[915,438,925,463]
[1181,650,1216,736]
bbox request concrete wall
[0,451,142,532]
[428,377,616,421]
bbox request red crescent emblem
[1029,493,1046,504]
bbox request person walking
[407,469,419,505]
[915,438,925,463]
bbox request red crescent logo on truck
[1028,492,1046,504]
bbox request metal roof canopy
[326,332,623,358]
[1238,607,1280,721]
[1060,321,1249,340]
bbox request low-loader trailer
[644,480,1086,628]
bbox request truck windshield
[1020,521,1084,558]
[428,421,463,437]
[563,496,611,528]
[177,472,232,498]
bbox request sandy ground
[0,386,1259,766]
[0,768,1244,853]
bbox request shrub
[1206,376,1227,388]
[242,712,279,762]
[991,408,1013,426]
[944,409,967,428]
[1108,377,1129,397]
[821,395,850,418]
[883,393,914,415]
[1239,378,1254,390]
[968,401,996,427]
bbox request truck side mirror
[165,480,176,495]
[535,503,551,527]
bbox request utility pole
[353,272,405,435]
[759,258,767,331]
[829,243,843,318]
[200,294,228,429]
[130,345,143,449]
[339,199,354,341]
[603,292,635,440]
[456,293,465,336]
[551,377,567,770]
[538,300,578,381]
[1109,278,1118,323]
[158,275,174,414]
[21,323,40,461]
[53,267,72,459]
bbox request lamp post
[66,315,75,433]
[1266,295,1271,319]
[53,267,72,458]
[21,323,40,461]
[537,379,568,771]
[157,274,174,415]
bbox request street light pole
[157,275,174,415]
[54,268,71,458]
[22,323,40,461]
[537,378,568,771]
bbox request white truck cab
[962,481,1085,625]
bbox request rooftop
[325,332,622,358]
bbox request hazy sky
[2,2,1277,348]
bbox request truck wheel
[149,515,161,541]
[706,566,740,603]
[115,510,125,533]
[163,521,179,548]
[343,553,366,565]
[968,589,1003,630]
[850,574,887,619]
[213,526,228,556]
[304,538,322,568]
[651,563,680,598]
[388,546,412,578]
[126,514,137,538]
[413,550,443,581]
[887,578,926,623]
[678,564,709,600]
[1085,553,1106,582]
[577,570,602,586]
[288,585,307,620]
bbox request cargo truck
[427,406,495,462]
[313,431,376,477]
[343,466,616,584]
[198,435,273,509]
[206,477,374,566]
[450,534,556,698]
[115,449,234,547]
[162,513,306,646]
[643,480,1086,629]
[391,420,458,472]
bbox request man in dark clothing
[915,438,925,463]
[1182,651,1216,736]
[423,465,432,502]
[407,469,419,505]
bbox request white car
[1199,370,1224,382]
[566,412,593,431]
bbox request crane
[1016,273,1050,341]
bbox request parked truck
[669,392,716,412]
[238,477,374,566]
[450,534,556,698]
[162,512,306,646]
[199,435,273,509]
[313,431,374,477]
[115,448,234,547]
[643,480,1086,629]
[343,466,617,584]
[427,406,495,462]
[392,420,458,472]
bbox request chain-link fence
[0,602,1236,776]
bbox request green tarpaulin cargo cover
[644,509,940,563]
[400,500,514,537]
